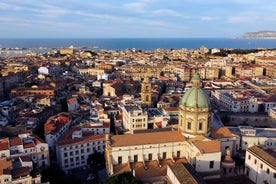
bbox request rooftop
[169,163,206,184]
[57,127,105,146]
[211,127,233,139]
[228,127,276,138]
[248,145,276,168]
[113,158,188,180]
[193,140,221,154]
[110,130,186,147]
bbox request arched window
[187,122,191,130]
[199,122,203,130]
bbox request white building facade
[56,127,106,171]
[121,105,148,133]
[245,145,276,184]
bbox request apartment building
[121,105,148,133]
[56,127,105,171]
[212,89,276,113]
[245,145,276,184]
[0,133,50,169]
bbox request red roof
[57,127,105,147]
[9,137,22,147]
[0,138,9,151]
[163,107,178,111]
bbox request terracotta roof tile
[163,107,179,111]
[112,163,131,174]
[0,157,12,175]
[110,131,186,147]
[11,167,30,179]
[0,138,9,151]
[211,127,233,139]
[57,127,105,146]
[169,163,206,184]
[193,140,221,154]
[248,145,276,168]
[9,137,22,147]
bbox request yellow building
[224,66,233,78]
[59,48,74,55]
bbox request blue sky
[0,0,275,38]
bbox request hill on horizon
[241,31,276,38]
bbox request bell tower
[141,78,152,107]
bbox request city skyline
[0,0,276,38]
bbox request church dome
[180,73,211,108]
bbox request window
[118,156,122,164]
[64,152,68,157]
[187,122,191,130]
[254,159,257,164]
[274,173,276,179]
[209,161,214,169]
[260,163,263,169]
[148,153,152,161]
[163,152,167,160]
[199,122,203,131]
[177,151,181,158]
[248,154,251,160]
[266,168,270,174]
[134,155,138,162]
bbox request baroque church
[105,73,235,183]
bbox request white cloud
[123,2,146,13]
[227,11,264,23]
[200,16,218,21]
[152,9,182,17]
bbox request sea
[0,38,276,51]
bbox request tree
[41,164,82,184]
[101,172,142,184]
[88,151,105,168]
[41,165,65,184]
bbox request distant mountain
[241,31,276,38]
